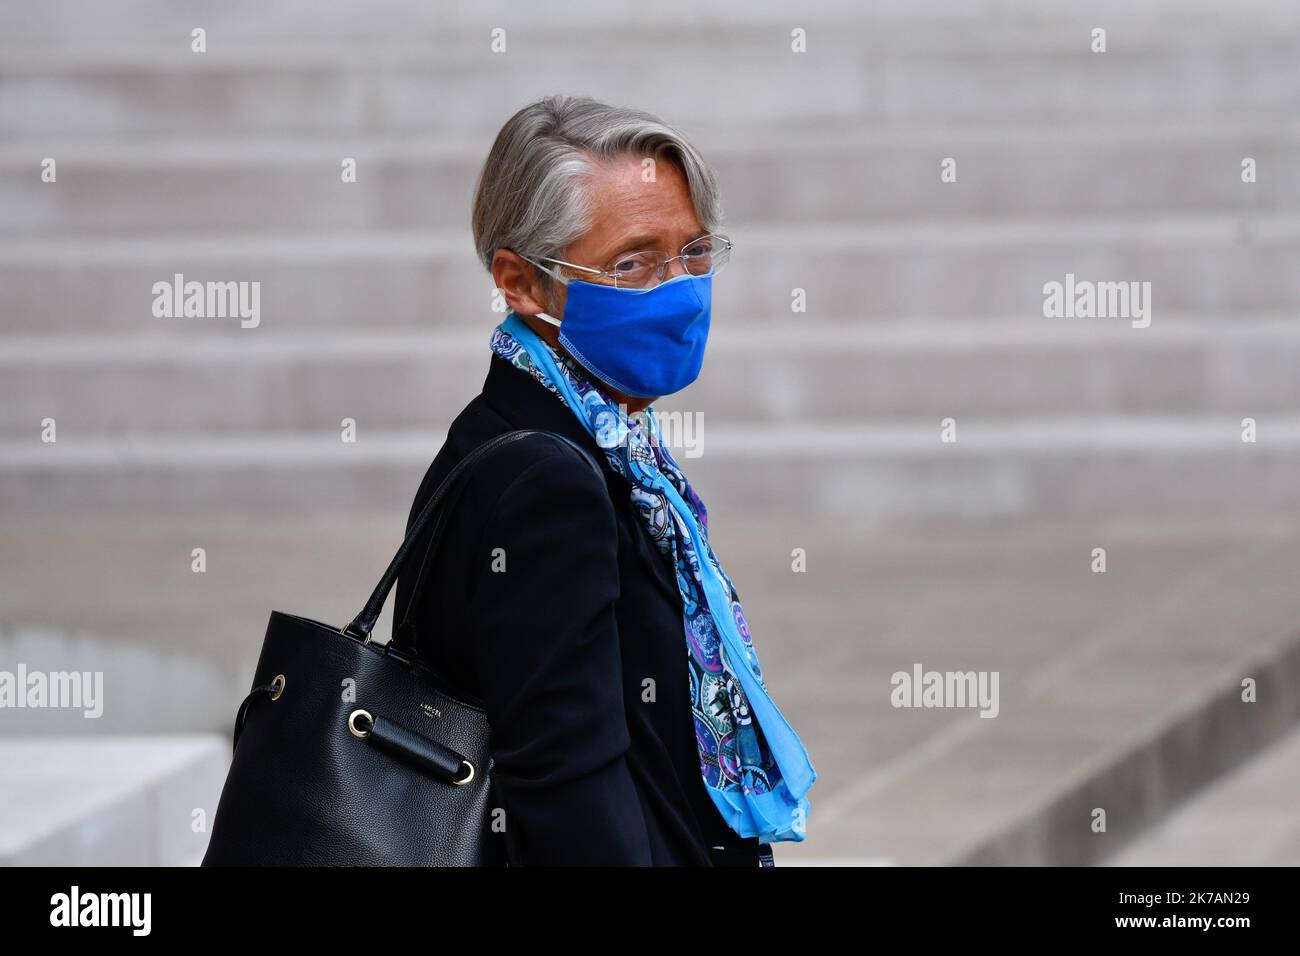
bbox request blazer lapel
[625,511,686,608]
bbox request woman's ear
[491,249,555,318]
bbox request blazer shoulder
[478,432,611,517]
[395,428,613,624]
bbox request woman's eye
[614,257,647,273]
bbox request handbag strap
[390,444,486,644]
[343,428,603,640]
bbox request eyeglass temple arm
[538,256,604,276]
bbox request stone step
[6,125,1299,236]
[4,516,1295,863]
[3,416,1298,522]
[0,735,228,866]
[4,218,1298,333]
[6,0,1295,42]
[4,320,1300,437]
[1105,722,1300,866]
[797,529,1300,864]
[4,17,1298,139]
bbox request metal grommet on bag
[453,761,475,786]
[269,674,286,701]
[348,709,373,739]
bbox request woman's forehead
[579,157,702,253]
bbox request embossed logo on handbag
[420,702,442,719]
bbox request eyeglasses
[529,233,732,291]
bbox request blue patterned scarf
[490,311,816,843]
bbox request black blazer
[393,351,768,866]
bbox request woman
[393,95,815,866]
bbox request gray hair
[471,95,723,300]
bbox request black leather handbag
[201,428,603,866]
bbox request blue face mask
[525,260,712,399]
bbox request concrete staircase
[4,0,1300,864]
[4,1,1300,523]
